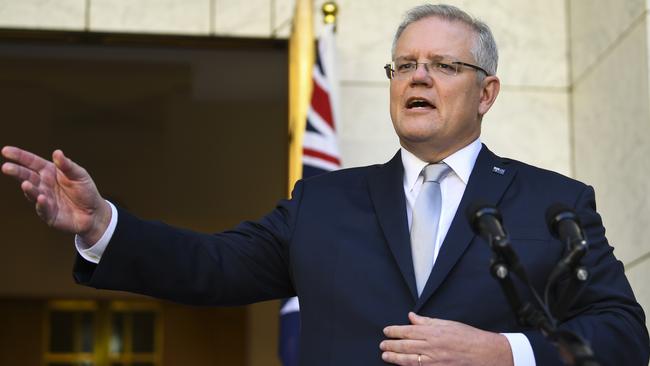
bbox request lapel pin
[492,166,506,175]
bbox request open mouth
[406,97,435,109]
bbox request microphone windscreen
[466,201,500,233]
[545,203,578,238]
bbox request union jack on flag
[279,22,340,366]
[301,23,341,178]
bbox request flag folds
[280,22,340,366]
[302,23,341,178]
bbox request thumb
[52,150,87,181]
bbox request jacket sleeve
[73,181,306,306]
[524,185,650,365]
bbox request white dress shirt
[401,139,534,366]
[76,138,534,365]
[401,140,479,268]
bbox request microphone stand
[549,242,589,321]
[485,234,600,366]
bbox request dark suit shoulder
[498,154,589,193]
[298,164,381,188]
[298,150,402,190]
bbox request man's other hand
[1,146,111,245]
[381,312,514,366]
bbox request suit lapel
[368,151,418,301]
[414,145,518,311]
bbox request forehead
[394,17,475,59]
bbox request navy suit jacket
[74,145,649,365]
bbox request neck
[401,135,478,163]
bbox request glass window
[45,301,161,366]
[80,312,95,353]
[132,312,154,353]
[49,311,75,352]
[110,313,124,354]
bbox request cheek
[439,91,469,114]
[389,84,398,101]
[389,85,401,116]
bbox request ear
[478,75,500,116]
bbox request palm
[41,160,96,233]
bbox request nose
[410,63,433,86]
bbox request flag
[279,22,340,366]
[302,23,341,177]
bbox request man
[2,4,648,366]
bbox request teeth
[408,99,432,108]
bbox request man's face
[389,17,495,161]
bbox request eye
[396,62,416,72]
[434,62,458,75]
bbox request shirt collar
[401,138,482,191]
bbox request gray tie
[411,163,450,296]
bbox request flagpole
[320,2,340,136]
[322,1,338,27]
[288,0,314,196]
[280,4,339,366]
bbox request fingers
[52,149,88,181]
[384,313,441,340]
[1,146,50,172]
[382,321,429,365]
[21,180,40,202]
[409,312,435,326]
[381,339,428,355]
[384,324,427,340]
[381,351,424,366]
[2,162,41,186]
[22,184,55,227]
[2,147,87,182]
[35,193,56,226]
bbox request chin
[398,130,440,145]
[396,123,441,141]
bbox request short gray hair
[391,4,498,76]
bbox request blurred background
[0,0,648,365]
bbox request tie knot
[422,163,450,183]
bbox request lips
[405,96,435,109]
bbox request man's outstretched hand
[1,146,111,245]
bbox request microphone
[467,203,506,240]
[467,203,524,279]
[546,204,587,249]
[545,204,589,280]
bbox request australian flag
[279,22,340,366]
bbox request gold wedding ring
[418,354,422,366]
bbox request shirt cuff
[502,333,536,366]
[74,200,118,264]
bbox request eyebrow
[394,54,457,62]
